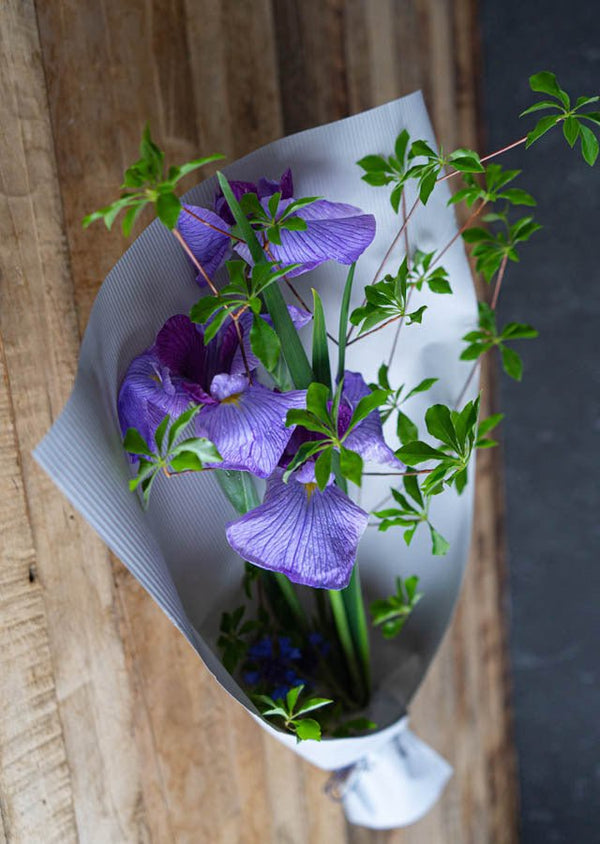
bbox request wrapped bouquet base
[35,91,477,829]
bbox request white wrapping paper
[34,91,478,829]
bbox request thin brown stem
[454,360,480,409]
[171,228,220,296]
[437,136,529,185]
[491,252,509,310]
[431,199,488,269]
[347,313,402,346]
[345,195,418,344]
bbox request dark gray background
[480,3,600,841]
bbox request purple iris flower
[225,371,401,589]
[176,169,376,284]
[118,311,308,478]
[226,462,369,590]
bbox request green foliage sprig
[284,381,388,488]
[370,575,423,639]
[373,474,449,555]
[123,407,222,507]
[83,125,224,234]
[371,364,438,445]
[461,302,538,381]
[396,396,480,496]
[254,684,333,742]
[522,71,600,164]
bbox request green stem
[328,589,364,693]
[340,566,370,695]
[274,572,307,629]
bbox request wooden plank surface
[0,1,518,841]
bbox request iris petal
[197,384,306,478]
[342,371,401,468]
[226,469,368,589]
[117,351,192,448]
[177,204,231,283]
[235,199,376,277]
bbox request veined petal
[177,204,231,282]
[117,351,192,448]
[235,198,376,277]
[155,314,216,404]
[214,179,257,225]
[226,469,368,589]
[257,168,294,199]
[196,384,307,478]
[342,371,401,468]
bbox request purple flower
[176,168,376,284]
[117,351,192,450]
[338,372,401,469]
[118,312,307,478]
[226,463,369,590]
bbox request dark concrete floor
[480,3,600,841]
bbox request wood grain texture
[0,0,518,841]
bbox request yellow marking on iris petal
[304,482,317,501]
[221,392,242,406]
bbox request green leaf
[155,192,182,229]
[346,389,388,434]
[170,436,222,464]
[526,114,560,148]
[498,188,536,207]
[154,414,170,452]
[501,322,538,340]
[123,427,154,457]
[121,202,146,237]
[214,469,260,514]
[314,447,333,491]
[250,313,281,372]
[394,129,410,164]
[409,139,436,158]
[174,154,225,179]
[311,289,332,390]
[337,264,355,382]
[404,377,438,400]
[429,525,450,556]
[295,697,333,716]
[419,170,437,204]
[305,381,331,422]
[168,452,204,472]
[294,718,322,742]
[529,71,569,107]
[286,685,304,714]
[501,345,523,380]
[425,404,460,451]
[403,473,424,508]
[428,275,452,294]
[357,154,389,172]
[396,441,446,465]
[397,410,418,444]
[189,296,223,325]
[167,405,201,450]
[520,100,563,116]
[477,413,504,438]
[339,447,363,486]
[579,124,599,166]
[563,116,580,147]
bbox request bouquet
[35,74,599,829]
